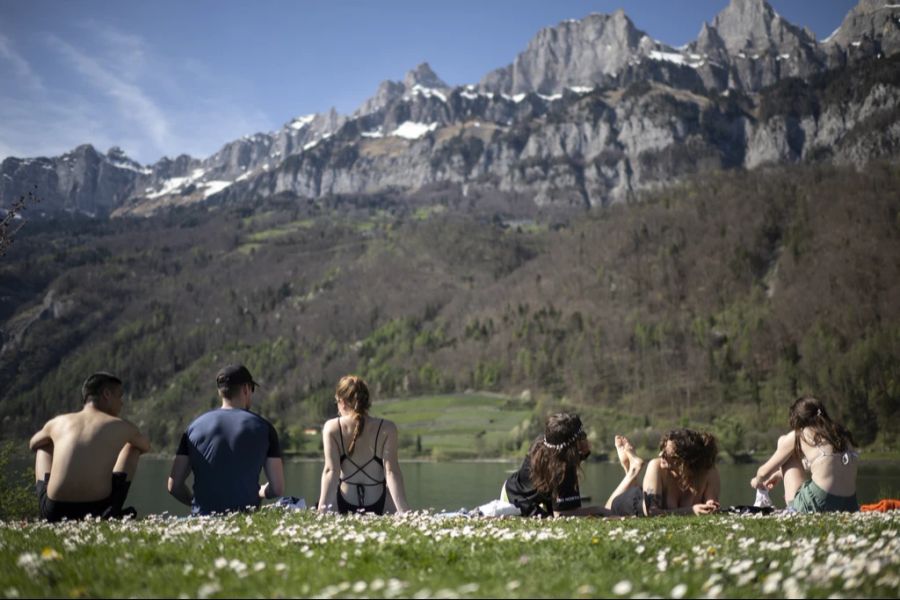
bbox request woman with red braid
[317,375,410,514]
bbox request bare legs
[780,451,806,505]
[113,443,142,481]
[34,447,52,482]
[605,436,645,510]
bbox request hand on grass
[692,499,719,515]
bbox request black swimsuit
[336,419,387,515]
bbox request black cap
[216,364,259,389]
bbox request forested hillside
[2,162,898,456]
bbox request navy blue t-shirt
[176,408,281,515]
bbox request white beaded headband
[542,426,585,450]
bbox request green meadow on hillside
[289,393,535,459]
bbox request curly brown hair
[658,429,718,492]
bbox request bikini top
[802,443,860,471]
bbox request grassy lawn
[1,510,898,598]
[376,394,533,459]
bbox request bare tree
[0,188,39,258]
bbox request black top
[336,418,387,514]
[504,449,582,517]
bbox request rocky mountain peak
[479,10,651,94]
[826,1,900,55]
[711,0,814,53]
[355,63,449,117]
[694,20,729,58]
[403,62,447,89]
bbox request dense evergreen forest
[2,162,898,457]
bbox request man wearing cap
[167,364,285,515]
[29,372,150,521]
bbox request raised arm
[124,420,151,454]
[751,431,796,490]
[317,420,341,513]
[29,421,54,452]
[381,421,410,514]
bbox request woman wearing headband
[501,413,613,517]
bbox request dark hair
[789,396,855,454]
[220,384,245,400]
[336,375,371,455]
[658,429,718,492]
[82,372,122,403]
[529,413,586,496]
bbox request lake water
[125,457,900,517]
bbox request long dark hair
[658,429,718,493]
[789,396,855,454]
[529,413,586,496]
[336,375,371,455]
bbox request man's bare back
[31,406,148,501]
[30,373,150,512]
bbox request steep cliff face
[3,0,899,217]
[827,0,900,57]
[210,55,900,210]
[0,145,149,216]
[479,11,662,95]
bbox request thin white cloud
[0,22,276,165]
[0,32,46,93]
[46,33,173,152]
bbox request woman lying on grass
[751,396,859,513]
[606,429,720,516]
[501,413,613,517]
[318,375,410,515]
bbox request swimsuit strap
[337,418,348,456]
[808,445,859,468]
[373,419,385,458]
[339,419,387,485]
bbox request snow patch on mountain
[391,122,439,139]
[290,115,316,130]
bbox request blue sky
[0,1,858,165]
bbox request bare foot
[614,435,630,473]
[621,437,644,477]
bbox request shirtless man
[29,372,150,521]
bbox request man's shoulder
[187,409,227,427]
[188,409,273,431]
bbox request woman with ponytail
[318,375,409,514]
[751,397,859,512]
